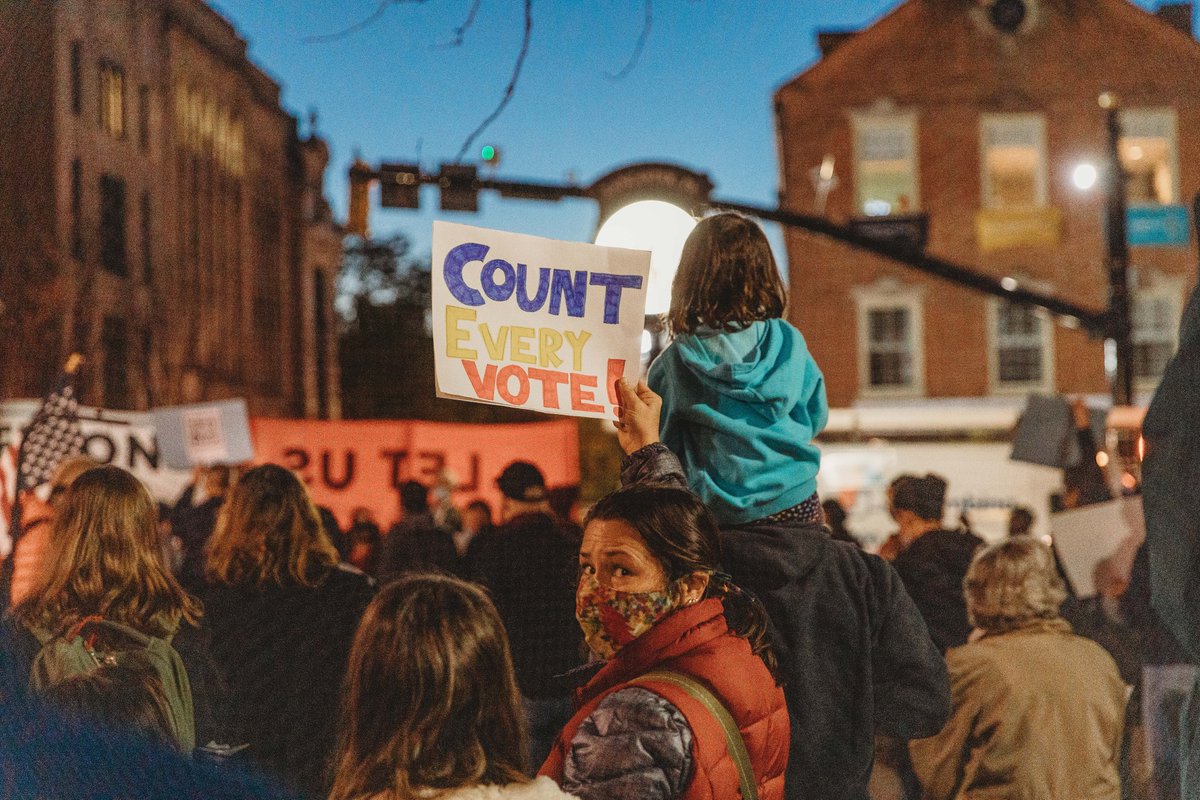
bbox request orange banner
[250,418,580,529]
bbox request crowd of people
[0,212,1185,800]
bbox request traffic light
[379,162,421,209]
[439,163,479,212]
[480,145,501,166]
[347,159,374,237]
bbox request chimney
[1156,3,1194,37]
[817,30,857,58]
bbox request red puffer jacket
[541,598,789,800]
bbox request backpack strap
[637,670,759,800]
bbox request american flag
[1,358,85,555]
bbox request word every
[460,358,625,413]
[446,307,591,369]
[443,242,644,324]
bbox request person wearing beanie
[471,461,584,773]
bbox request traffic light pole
[354,162,1112,343]
[1102,96,1135,407]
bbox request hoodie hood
[670,320,822,422]
[648,319,829,526]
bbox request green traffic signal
[481,145,497,162]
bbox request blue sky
[213,0,1188,264]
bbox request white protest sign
[152,399,254,469]
[1050,495,1145,597]
[432,221,651,419]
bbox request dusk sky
[214,0,1190,265]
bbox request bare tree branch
[606,0,652,81]
[453,0,532,162]
[303,0,431,45]
[436,0,483,48]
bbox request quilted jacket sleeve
[560,687,694,800]
[619,444,689,491]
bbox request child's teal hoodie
[647,319,828,526]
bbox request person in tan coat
[909,537,1128,800]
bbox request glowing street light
[1072,162,1099,191]
[594,199,697,315]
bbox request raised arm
[614,379,687,490]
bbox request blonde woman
[909,537,1128,800]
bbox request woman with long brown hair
[5,464,222,748]
[201,463,375,798]
[331,574,576,800]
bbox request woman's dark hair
[41,655,176,747]
[206,464,339,588]
[329,575,528,800]
[668,212,787,335]
[584,484,779,678]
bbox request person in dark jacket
[472,461,584,772]
[377,480,457,584]
[541,484,789,800]
[6,465,225,750]
[170,465,234,593]
[889,473,984,653]
[202,464,376,798]
[1122,543,1196,800]
[614,379,950,800]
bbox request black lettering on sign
[84,434,116,465]
[460,453,482,492]
[322,450,355,490]
[129,436,159,471]
[283,448,312,483]
[380,450,409,489]
[416,451,445,482]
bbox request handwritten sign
[432,221,651,419]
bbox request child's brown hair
[668,212,786,334]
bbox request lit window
[99,61,125,138]
[228,117,245,177]
[981,114,1047,209]
[990,300,1053,391]
[1120,109,1178,206]
[855,287,924,396]
[1132,287,1180,383]
[853,113,918,217]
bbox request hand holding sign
[432,222,652,419]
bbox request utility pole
[1101,92,1135,407]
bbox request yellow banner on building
[975,207,1063,251]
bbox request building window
[1132,287,1180,383]
[99,174,128,276]
[99,61,125,138]
[855,288,924,396]
[980,114,1047,209]
[853,113,918,217]
[138,84,150,152]
[140,190,152,283]
[1120,109,1178,206]
[70,159,83,260]
[101,316,130,409]
[989,300,1053,391]
[70,41,82,116]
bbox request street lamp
[594,199,697,316]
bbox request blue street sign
[1127,204,1191,247]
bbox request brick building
[0,0,342,417]
[776,0,1200,411]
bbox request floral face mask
[576,571,681,660]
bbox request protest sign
[152,399,254,469]
[1051,495,1145,597]
[251,416,580,528]
[432,221,651,419]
